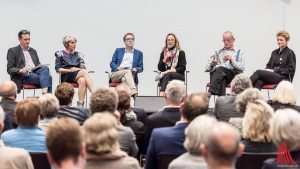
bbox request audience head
[180,92,209,122]
[164,33,181,50]
[18,30,31,49]
[235,88,264,113]
[0,106,4,132]
[62,35,77,49]
[223,31,235,49]
[46,118,86,167]
[230,74,252,95]
[273,80,296,105]
[242,100,274,142]
[117,91,132,124]
[165,80,186,105]
[184,115,216,154]
[270,109,300,151]
[83,113,119,155]
[15,98,41,126]
[55,83,75,106]
[201,122,243,168]
[90,88,118,114]
[115,83,131,95]
[0,80,17,99]
[39,93,60,118]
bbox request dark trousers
[209,67,236,96]
[160,72,185,92]
[21,66,52,92]
[250,70,286,89]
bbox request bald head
[202,122,243,167]
[0,81,17,99]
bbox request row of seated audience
[0,74,300,169]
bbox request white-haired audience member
[46,118,86,169]
[268,80,300,112]
[0,106,34,169]
[1,98,46,152]
[168,115,217,169]
[229,88,265,131]
[214,73,252,121]
[83,113,140,169]
[242,100,277,153]
[146,80,186,149]
[38,93,59,130]
[0,80,18,131]
[201,122,244,169]
[90,88,138,157]
[262,109,300,169]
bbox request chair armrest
[105,71,112,81]
[153,70,160,74]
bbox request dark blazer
[266,46,296,81]
[7,45,40,92]
[158,50,186,75]
[242,139,277,153]
[145,107,181,149]
[0,98,18,131]
[262,151,300,169]
[268,101,300,112]
[146,122,188,169]
[110,48,143,84]
[214,96,244,122]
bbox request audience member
[55,35,94,106]
[55,83,90,125]
[146,92,209,169]
[242,100,277,153]
[145,80,185,149]
[201,122,244,169]
[46,118,86,169]
[110,32,143,98]
[268,80,300,112]
[83,113,140,169]
[1,98,46,152]
[157,33,186,96]
[205,31,245,96]
[0,106,34,169]
[214,73,252,121]
[38,93,59,130]
[168,115,217,169]
[262,109,300,169]
[90,88,138,157]
[7,29,52,93]
[0,80,18,131]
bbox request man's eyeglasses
[223,38,233,42]
[125,38,135,41]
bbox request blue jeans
[22,66,52,93]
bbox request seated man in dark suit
[145,80,185,149]
[214,73,252,122]
[0,81,18,131]
[55,83,90,125]
[7,30,52,94]
[146,92,209,169]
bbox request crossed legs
[76,69,94,105]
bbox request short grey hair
[184,115,217,154]
[0,106,4,123]
[273,81,296,105]
[90,88,118,114]
[165,80,186,103]
[62,35,77,48]
[235,88,265,113]
[0,81,17,98]
[230,74,252,95]
[270,109,300,151]
[39,94,60,118]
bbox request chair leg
[23,89,25,99]
[267,89,270,100]
[85,90,88,108]
[33,89,36,97]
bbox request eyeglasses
[223,38,233,42]
[125,38,135,41]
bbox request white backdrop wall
[0,0,299,106]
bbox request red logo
[276,142,298,167]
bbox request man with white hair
[201,122,244,169]
[0,106,34,169]
[145,80,186,149]
[0,80,18,131]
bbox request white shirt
[22,48,35,72]
[120,49,134,69]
